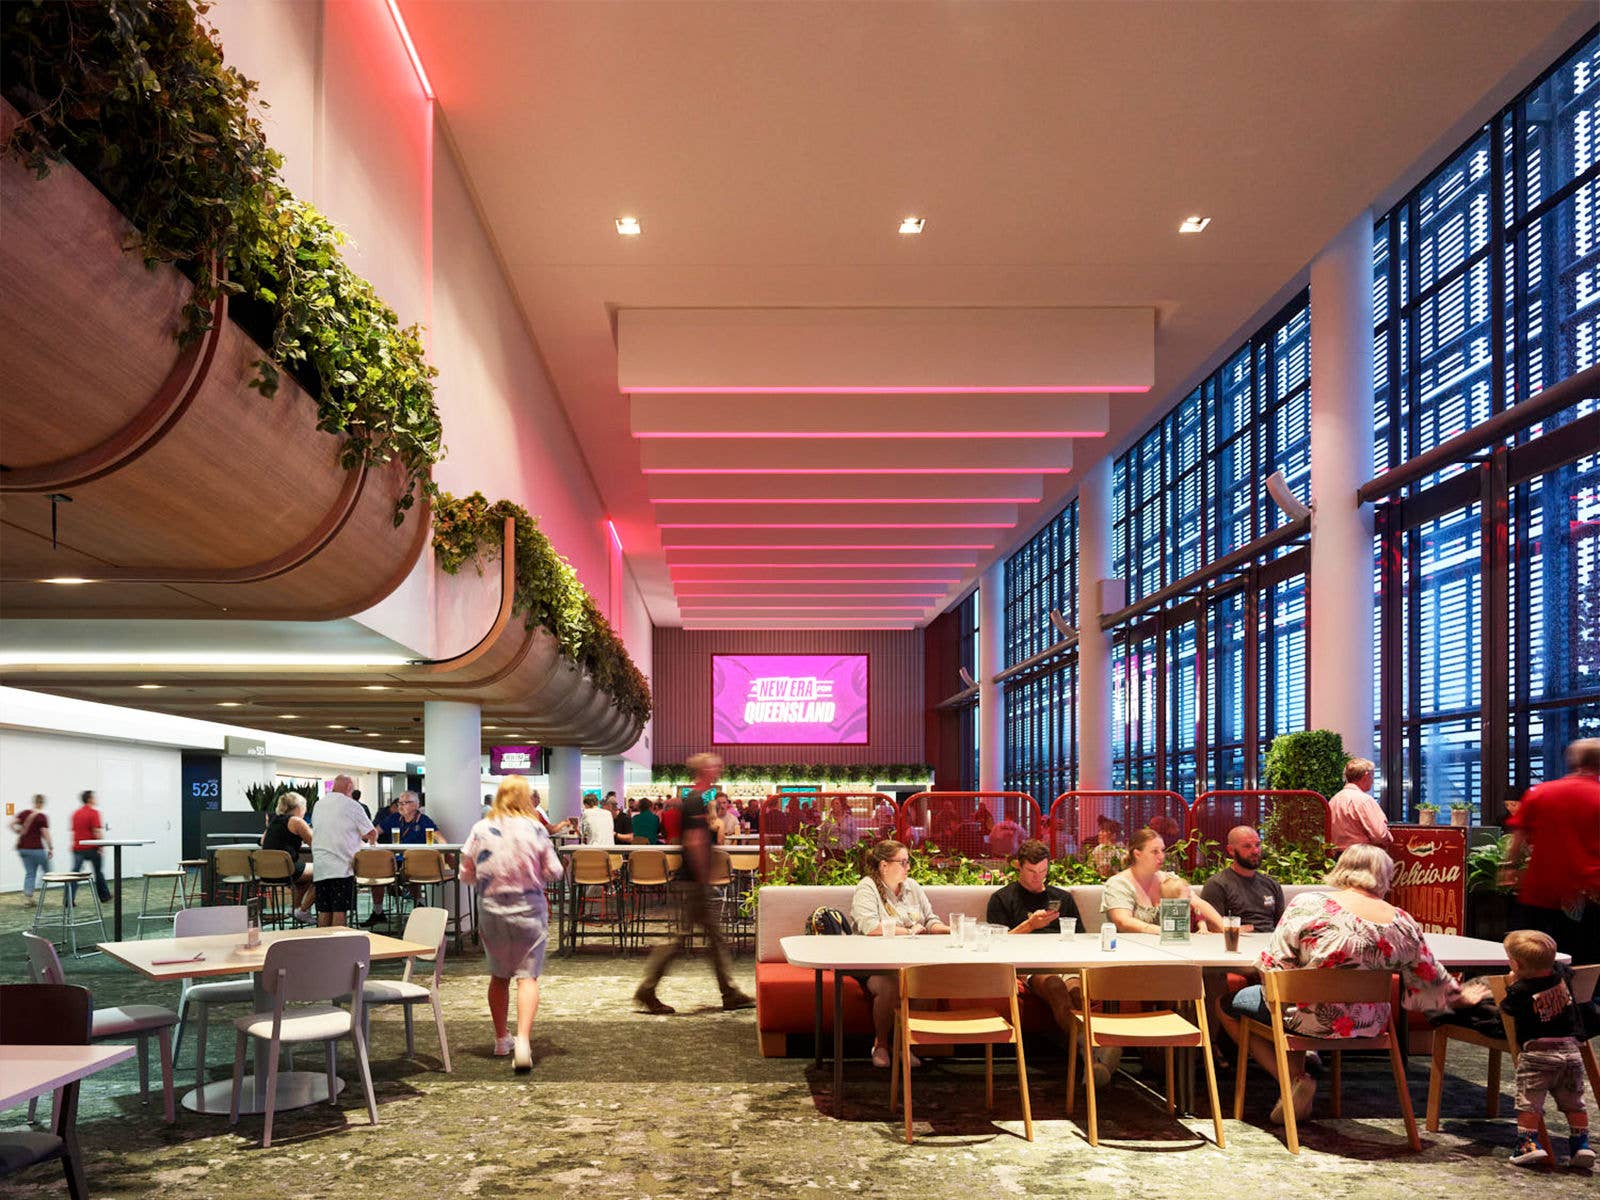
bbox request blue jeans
[18,848,50,898]
[1227,984,1271,1022]
[72,848,112,902]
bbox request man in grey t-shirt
[1199,825,1284,932]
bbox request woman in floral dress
[1219,843,1491,1123]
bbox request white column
[547,746,583,828]
[422,700,481,842]
[600,755,626,804]
[424,699,481,933]
[1077,458,1114,790]
[1308,211,1376,761]
[977,560,1006,793]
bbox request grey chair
[361,906,452,1071]
[22,932,178,1123]
[170,906,256,1111]
[0,983,95,1199]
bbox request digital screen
[711,654,869,745]
[490,745,540,775]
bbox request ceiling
[397,1,1587,629]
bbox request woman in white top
[1100,827,1226,934]
[849,840,951,1068]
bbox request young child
[1159,873,1227,932]
[1500,929,1593,1168]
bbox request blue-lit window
[1003,502,1079,801]
[1375,29,1600,815]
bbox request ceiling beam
[646,473,1045,503]
[641,437,1073,474]
[632,392,1109,437]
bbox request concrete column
[1308,211,1376,761]
[422,700,481,842]
[977,560,1006,793]
[600,755,626,805]
[1077,458,1114,790]
[547,746,583,827]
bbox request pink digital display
[711,654,869,745]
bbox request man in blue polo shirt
[362,792,442,926]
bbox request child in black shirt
[1500,929,1593,1169]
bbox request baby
[1159,874,1227,932]
[1500,929,1593,1168]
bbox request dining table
[98,926,431,1114]
[781,928,1521,1119]
[80,837,155,940]
[0,1043,137,1111]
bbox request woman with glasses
[850,839,951,1068]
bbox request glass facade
[1374,29,1600,818]
[1002,503,1079,802]
[1107,295,1313,795]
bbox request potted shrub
[1449,802,1472,828]
[1416,802,1439,826]
[1263,729,1349,799]
[1466,834,1516,940]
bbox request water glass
[973,923,994,952]
[1059,916,1078,940]
[949,912,966,947]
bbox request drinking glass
[949,912,966,947]
[1059,916,1078,940]
[974,923,993,952]
[1223,915,1241,953]
[881,918,899,938]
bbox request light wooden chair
[212,849,253,906]
[626,849,671,948]
[229,935,377,1149]
[249,850,298,929]
[1067,963,1226,1148]
[354,847,399,927]
[889,962,1032,1144]
[570,848,624,952]
[1233,967,1417,1155]
[362,906,452,1072]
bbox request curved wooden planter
[0,101,428,619]
[0,520,646,754]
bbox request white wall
[0,729,180,891]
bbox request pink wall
[652,628,923,767]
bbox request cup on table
[881,918,899,938]
[1059,916,1078,940]
[973,923,994,952]
[1223,915,1241,953]
[949,912,966,947]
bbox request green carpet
[2,887,1593,1198]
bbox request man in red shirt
[660,799,683,845]
[1502,739,1600,965]
[70,790,113,903]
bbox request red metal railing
[1188,790,1331,860]
[899,791,1044,861]
[755,791,897,878]
[1047,790,1190,872]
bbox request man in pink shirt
[1328,758,1392,853]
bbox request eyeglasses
[886,857,910,867]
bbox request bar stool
[212,848,253,906]
[178,858,209,907]
[250,850,298,929]
[569,848,624,953]
[136,869,186,937]
[31,872,108,957]
[354,847,399,927]
[400,848,456,939]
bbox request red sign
[1387,825,1468,934]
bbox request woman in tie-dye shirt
[460,776,563,1073]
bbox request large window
[1002,502,1079,802]
[1374,29,1600,818]
[956,591,978,791]
[1108,296,1312,795]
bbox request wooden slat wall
[652,628,924,766]
[922,609,967,790]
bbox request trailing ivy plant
[431,491,651,727]
[1,0,443,521]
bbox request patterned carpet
[1,886,1594,1199]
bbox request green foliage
[1,0,443,521]
[241,779,321,815]
[1257,805,1337,885]
[1416,802,1439,813]
[1467,835,1515,895]
[1263,729,1350,799]
[431,491,651,727]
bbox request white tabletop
[558,841,682,854]
[781,930,1519,973]
[98,927,433,982]
[0,1044,137,1109]
[81,839,155,848]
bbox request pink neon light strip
[669,577,960,583]
[658,523,1012,530]
[663,543,992,550]
[634,430,1105,439]
[645,467,1071,475]
[384,0,435,99]
[678,604,929,611]
[606,519,624,553]
[628,385,1145,395]
[651,497,1041,505]
[666,561,978,568]
[674,592,946,599]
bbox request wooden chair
[354,847,399,927]
[626,849,672,948]
[0,983,95,1198]
[250,850,298,929]
[1232,967,1417,1155]
[569,848,623,952]
[889,963,1033,1144]
[1067,963,1226,1148]
[212,849,253,906]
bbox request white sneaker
[292,909,315,925]
[493,1035,514,1057]
[513,1036,532,1073]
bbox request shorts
[1227,984,1270,1022]
[1515,1042,1587,1115]
[313,875,357,914]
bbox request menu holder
[1158,897,1191,943]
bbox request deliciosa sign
[1386,826,1467,934]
